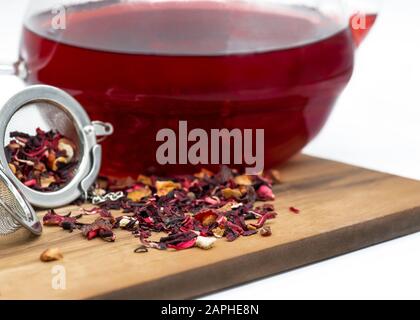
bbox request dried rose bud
[260,226,272,237]
[40,248,63,262]
[257,185,275,201]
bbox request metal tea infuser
[0,85,113,236]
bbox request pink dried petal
[144,217,154,224]
[251,212,277,229]
[24,179,37,187]
[87,230,99,240]
[204,196,220,205]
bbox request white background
[1,0,420,300]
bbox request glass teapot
[1,0,381,177]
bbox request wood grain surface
[1,155,420,300]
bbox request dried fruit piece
[127,186,152,202]
[196,236,217,250]
[81,218,116,242]
[40,248,63,262]
[156,181,182,196]
[212,227,225,238]
[260,226,272,237]
[234,175,253,186]
[194,168,214,179]
[194,210,218,226]
[270,169,282,184]
[58,138,76,161]
[222,188,243,200]
[8,163,16,174]
[40,176,57,189]
[137,174,153,187]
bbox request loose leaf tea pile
[43,166,278,252]
[5,128,78,191]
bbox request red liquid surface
[21,1,355,177]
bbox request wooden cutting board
[1,154,420,300]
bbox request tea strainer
[0,169,42,235]
[0,85,113,236]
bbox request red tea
[21,1,355,177]
[350,13,378,47]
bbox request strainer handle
[0,60,28,79]
[80,145,102,199]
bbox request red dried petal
[289,206,300,214]
[167,238,197,250]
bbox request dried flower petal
[81,217,116,242]
[194,210,218,226]
[167,238,197,250]
[289,207,301,214]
